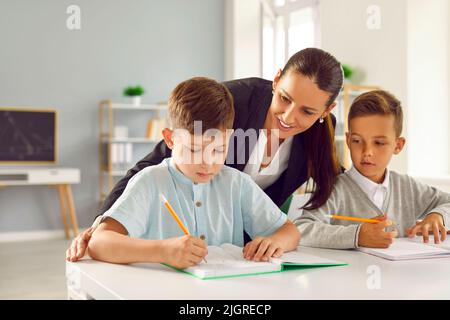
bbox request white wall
[407,0,449,176]
[0,0,225,233]
[320,0,409,173]
[226,0,450,177]
[225,0,262,80]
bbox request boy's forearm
[269,221,301,251]
[88,230,165,264]
[296,221,360,249]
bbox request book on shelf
[146,118,167,141]
[102,142,133,171]
[166,243,347,280]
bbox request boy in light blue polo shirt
[88,77,300,269]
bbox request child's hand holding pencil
[161,235,208,269]
[358,217,398,248]
[328,214,398,248]
[159,194,208,268]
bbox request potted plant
[123,85,145,106]
[342,64,354,83]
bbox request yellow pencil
[159,194,190,235]
[159,194,207,263]
[326,214,380,224]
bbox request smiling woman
[255,48,343,210]
[66,47,345,262]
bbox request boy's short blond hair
[348,90,403,137]
[168,77,234,133]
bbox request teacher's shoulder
[222,77,271,96]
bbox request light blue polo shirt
[102,158,287,246]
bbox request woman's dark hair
[281,48,343,210]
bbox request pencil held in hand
[160,194,207,264]
[327,214,380,224]
[159,194,190,235]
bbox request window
[262,0,320,80]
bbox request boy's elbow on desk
[86,232,103,261]
[87,229,118,262]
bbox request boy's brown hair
[348,90,403,137]
[168,77,234,133]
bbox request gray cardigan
[294,171,450,249]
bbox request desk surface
[66,246,450,300]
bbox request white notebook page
[358,237,450,260]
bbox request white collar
[347,165,390,195]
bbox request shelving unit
[333,84,380,169]
[98,100,167,203]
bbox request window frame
[260,0,321,78]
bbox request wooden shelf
[110,103,167,111]
[336,84,381,169]
[101,169,128,177]
[98,99,166,200]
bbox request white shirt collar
[347,165,390,196]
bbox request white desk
[65,246,450,300]
[0,168,81,239]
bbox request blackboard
[0,108,57,163]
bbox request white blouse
[243,131,293,190]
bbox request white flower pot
[132,96,142,106]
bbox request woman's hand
[65,215,102,261]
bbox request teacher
[66,47,344,261]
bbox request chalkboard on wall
[0,108,57,164]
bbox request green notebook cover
[164,244,347,280]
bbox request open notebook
[358,237,450,261]
[166,244,347,280]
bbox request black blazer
[100,77,333,213]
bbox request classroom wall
[320,0,409,174]
[0,0,224,233]
[225,0,410,174]
[224,0,262,80]
[447,5,450,175]
[406,0,449,177]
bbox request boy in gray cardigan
[295,90,450,249]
